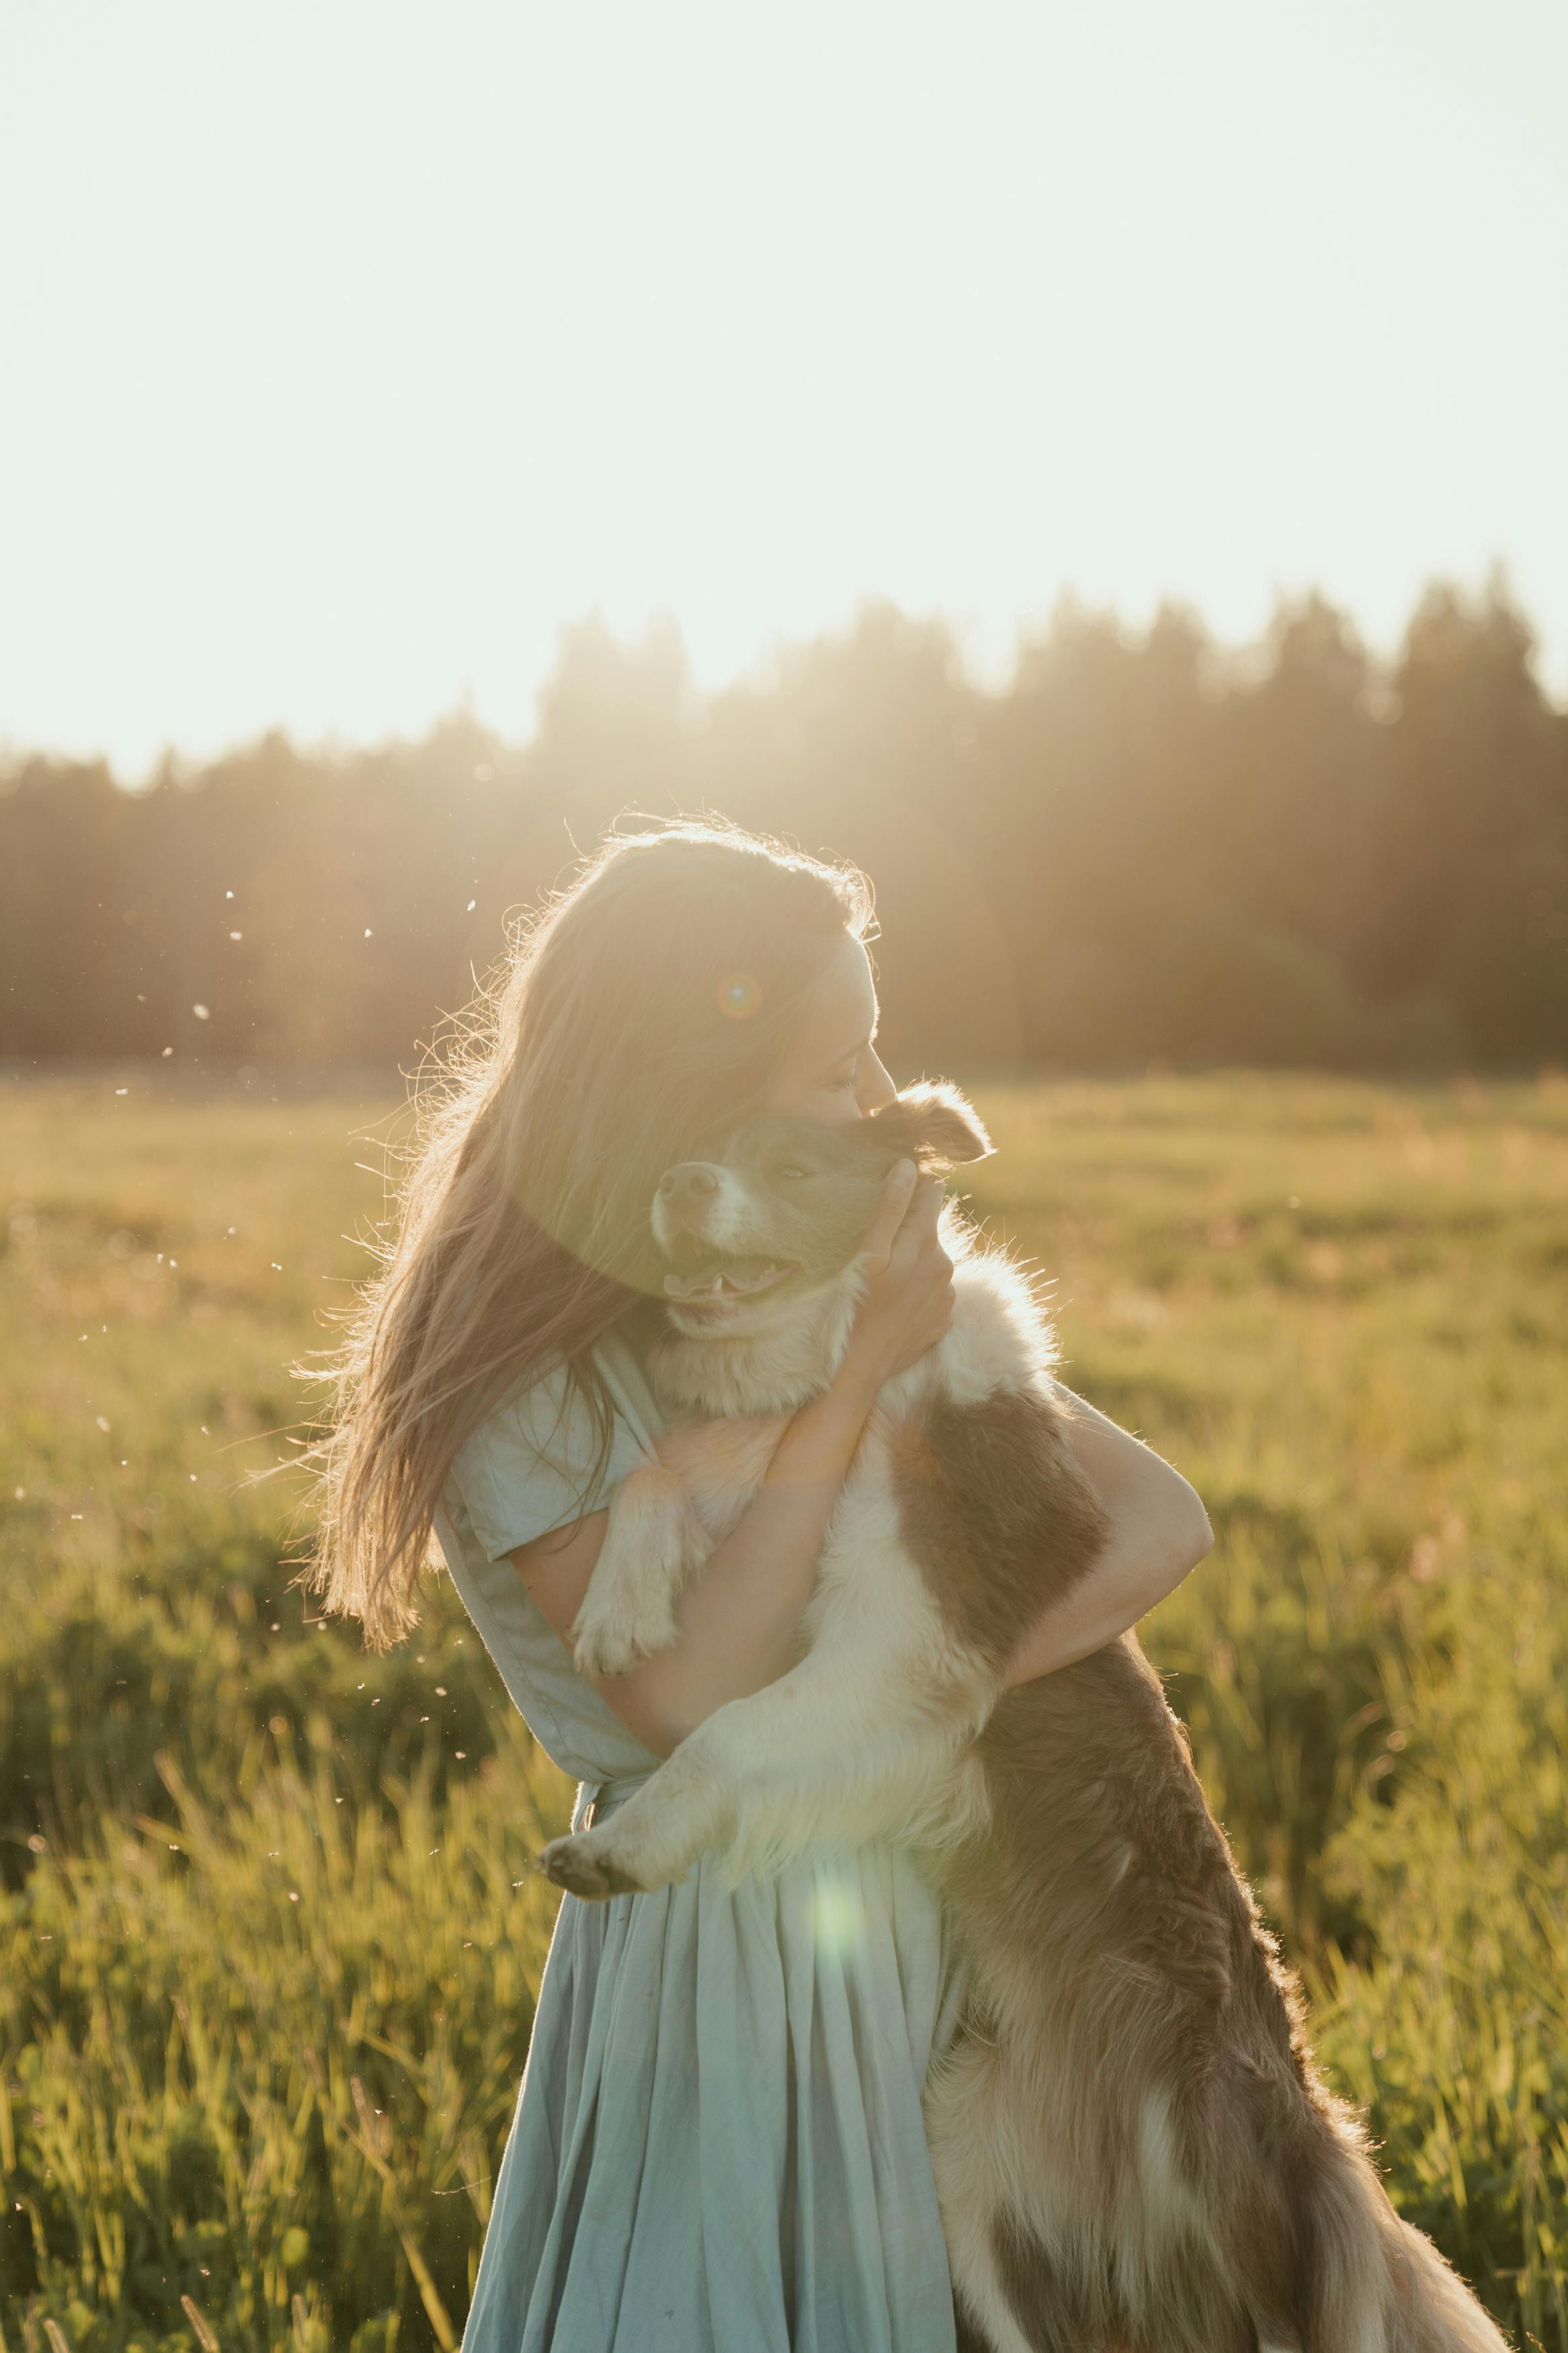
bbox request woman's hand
[837,1160,956,1397]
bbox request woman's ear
[866,1082,993,1171]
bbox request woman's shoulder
[446,1318,662,1566]
[434,1339,665,1786]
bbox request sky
[2,0,1565,777]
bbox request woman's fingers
[903,1172,946,1245]
[858,1158,919,1268]
[887,1171,946,1269]
[843,1164,958,1383]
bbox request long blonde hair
[302,816,874,1646]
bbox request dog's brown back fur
[895,1388,1506,2352]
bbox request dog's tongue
[664,1259,782,1300]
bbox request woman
[308,817,1212,2352]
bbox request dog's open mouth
[662,1254,794,1304]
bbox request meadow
[2,1070,1565,2350]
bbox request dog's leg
[570,1461,710,1677]
[569,1413,789,1679]
[541,1515,991,1898]
[925,2028,1042,2353]
[539,1638,977,1897]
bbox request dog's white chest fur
[556,1240,1060,1889]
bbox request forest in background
[4,575,1567,1076]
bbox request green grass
[3,1072,1566,2348]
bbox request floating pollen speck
[192,1004,210,1021]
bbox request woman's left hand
[837,1164,957,1395]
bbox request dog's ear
[866,1082,993,1172]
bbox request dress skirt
[459,1780,968,2353]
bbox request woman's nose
[659,1162,720,1205]
[856,1049,899,1116]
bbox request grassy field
[3,1072,1566,2350]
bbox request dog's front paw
[571,1582,681,1679]
[536,1830,652,1902]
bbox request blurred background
[3,6,1567,2349]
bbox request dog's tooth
[666,1259,788,1302]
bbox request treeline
[3,576,1567,1074]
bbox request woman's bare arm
[510,1164,954,1759]
[513,1367,880,1757]
[998,1388,1212,1687]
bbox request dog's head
[651,1082,992,1337]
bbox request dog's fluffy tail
[1380,2212,1512,2353]
[1292,2134,1510,2353]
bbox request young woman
[309,818,1212,2353]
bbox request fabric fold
[472,1835,961,2353]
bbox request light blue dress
[433,1318,968,2352]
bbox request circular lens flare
[810,1866,866,1957]
[716,970,762,1021]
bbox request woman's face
[763,931,897,1127]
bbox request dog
[538,1084,1508,2353]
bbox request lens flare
[810,1865,866,1957]
[716,971,762,1021]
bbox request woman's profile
[306,817,1212,2352]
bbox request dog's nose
[659,1162,720,1205]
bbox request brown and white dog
[538,1084,1508,2353]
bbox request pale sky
[3,0,1565,777]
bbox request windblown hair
[300,815,874,1648]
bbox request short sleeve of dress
[449,1356,653,1563]
[434,1343,665,1787]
